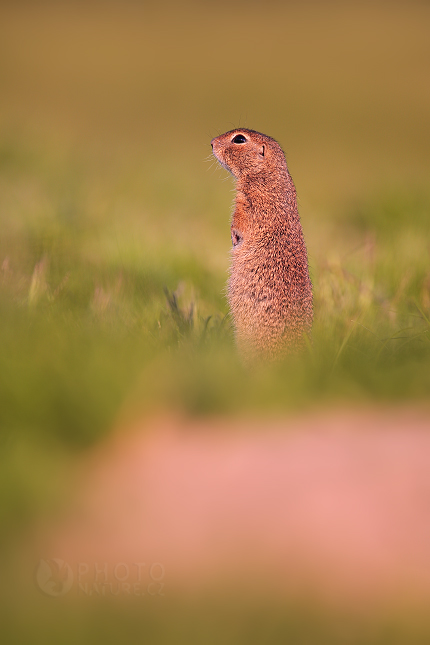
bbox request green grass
[1,140,428,443]
[3,593,430,645]
[0,133,429,551]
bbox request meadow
[0,1,430,642]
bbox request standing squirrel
[211,128,313,360]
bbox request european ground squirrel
[211,128,313,360]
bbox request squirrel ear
[259,144,265,157]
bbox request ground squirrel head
[211,128,287,181]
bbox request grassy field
[0,0,430,642]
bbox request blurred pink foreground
[52,407,430,604]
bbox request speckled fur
[211,128,313,360]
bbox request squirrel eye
[232,134,247,144]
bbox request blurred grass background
[0,0,430,641]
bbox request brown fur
[211,128,313,360]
